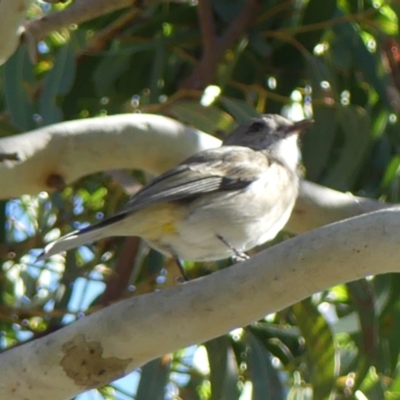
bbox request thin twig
[217,0,261,54]
[99,237,141,306]
[23,0,171,41]
[263,6,378,38]
[228,81,292,104]
[81,8,141,54]
[196,0,217,86]
[256,0,294,24]
[181,0,262,89]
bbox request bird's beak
[286,118,314,134]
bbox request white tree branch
[0,0,33,65]
[1,207,399,399]
[287,180,392,234]
[0,113,220,198]
[0,113,390,234]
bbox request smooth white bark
[0,114,220,198]
[0,113,389,234]
[287,180,391,234]
[0,0,33,65]
[1,208,398,399]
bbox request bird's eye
[248,121,265,133]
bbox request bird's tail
[37,213,126,261]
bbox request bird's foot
[216,234,249,263]
[231,252,250,263]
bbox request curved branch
[0,113,391,235]
[287,180,392,234]
[0,0,33,65]
[0,113,220,199]
[1,208,400,399]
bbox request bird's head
[223,114,313,171]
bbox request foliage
[2,0,400,399]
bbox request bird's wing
[123,146,270,212]
[36,147,269,261]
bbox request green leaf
[373,5,398,35]
[292,298,337,399]
[306,55,338,99]
[380,155,400,191]
[347,280,380,368]
[358,366,385,400]
[149,38,166,103]
[385,392,400,400]
[249,322,301,366]
[332,17,392,109]
[2,44,36,130]
[243,331,285,400]
[205,336,240,400]
[376,274,400,373]
[87,187,107,210]
[217,37,248,89]
[322,105,371,191]
[330,33,353,71]
[219,97,259,123]
[135,357,170,400]
[302,105,337,182]
[93,52,133,96]
[142,249,165,278]
[388,359,400,393]
[111,42,168,98]
[298,0,337,52]
[168,101,234,133]
[39,41,76,125]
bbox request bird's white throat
[270,134,300,171]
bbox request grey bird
[37,114,312,277]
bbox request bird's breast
[141,162,298,261]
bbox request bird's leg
[216,234,249,263]
[174,257,189,281]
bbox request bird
[37,114,312,279]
